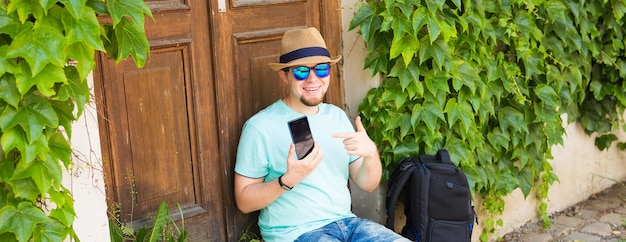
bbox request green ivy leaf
[421,100,446,131]
[444,138,470,166]
[0,95,59,144]
[56,66,88,117]
[452,61,479,93]
[426,15,441,44]
[59,0,86,19]
[0,74,21,108]
[411,7,428,34]
[514,10,542,41]
[390,34,419,65]
[403,62,422,94]
[424,71,450,95]
[12,155,62,196]
[349,4,373,31]
[48,133,71,168]
[546,0,568,23]
[535,84,558,107]
[612,0,626,21]
[364,48,389,76]
[50,100,76,139]
[444,98,474,133]
[349,5,380,44]
[0,7,23,38]
[0,157,15,182]
[9,178,39,202]
[113,18,149,67]
[6,25,66,77]
[7,127,48,166]
[0,201,49,242]
[0,51,20,78]
[62,6,104,51]
[400,113,411,138]
[6,0,44,23]
[107,0,152,27]
[65,42,96,81]
[498,107,526,134]
[419,38,449,69]
[32,220,65,242]
[48,191,75,226]
[517,167,534,197]
[487,127,510,149]
[595,134,618,151]
[589,80,604,100]
[15,62,66,97]
[391,13,412,41]
[1,128,25,161]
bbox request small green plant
[109,200,187,242]
[108,171,187,242]
[237,222,261,242]
[237,230,260,242]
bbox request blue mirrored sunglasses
[285,63,331,81]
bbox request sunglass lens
[292,67,310,80]
[313,64,330,78]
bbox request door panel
[119,48,196,217]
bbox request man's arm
[234,173,287,214]
[333,116,382,192]
[348,152,382,192]
[234,143,323,213]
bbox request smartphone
[288,116,315,160]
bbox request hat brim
[269,55,342,71]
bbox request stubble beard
[301,96,323,107]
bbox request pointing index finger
[332,132,355,139]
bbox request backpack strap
[385,157,417,230]
[436,149,454,165]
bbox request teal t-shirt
[235,100,359,242]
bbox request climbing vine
[0,0,151,241]
[349,0,626,240]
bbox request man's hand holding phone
[282,116,323,190]
[281,141,323,190]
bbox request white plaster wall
[64,75,110,242]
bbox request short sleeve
[235,122,269,178]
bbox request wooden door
[210,0,344,239]
[95,0,343,241]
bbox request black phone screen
[288,116,314,160]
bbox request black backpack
[385,149,477,242]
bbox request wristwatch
[278,175,293,191]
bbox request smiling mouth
[304,87,320,91]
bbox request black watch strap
[278,175,293,191]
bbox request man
[234,27,408,242]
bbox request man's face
[281,63,331,107]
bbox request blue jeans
[294,217,410,242]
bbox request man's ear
[279,70,289,83]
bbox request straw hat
[268,27,342,71]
